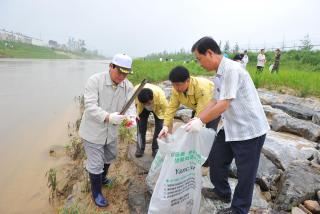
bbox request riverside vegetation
[0,40,105,59]
[130,50,320,97]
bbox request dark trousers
[137,108,163,151]
[209,129,265,214]
[256,66,264,73]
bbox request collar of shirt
[217,56,227,76]
[104,72,125,88]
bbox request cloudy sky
[1,0,319,57]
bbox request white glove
[158,126,169,138]
[184,117,204,132]
[108,112,126,125]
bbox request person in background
[257,49,266,73]
[271,48,281,73]
[188,36,269,214]
[241,50,249,68]
[134,83,168,158]
[233,54,243,62]
[79,53,136,207]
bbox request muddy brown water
[0,59,109,213]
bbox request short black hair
[169,66,190,83]
[191,36,222,55]
[138,88,153,103]
[233,54,243,61]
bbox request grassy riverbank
[130,51,320,97]
[0,40,105,59]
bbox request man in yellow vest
[134,83,168,157]
[158,66,220,166]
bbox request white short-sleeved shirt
[213,57,270,141]
[257,54,266,67]
[241,54,249,68]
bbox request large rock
[258,89,283,105]
[158,81,172,99]
[200,177,269,213]
[258,89,320,112]
[291,207,309,214]
[271,113,320,142]
[229,153,283,191]
[274,160,320,211]
[128,144,154,172]
[175,108,193,123]
[128,179,151,214]
[263,105,284,120]
[271,103,314,120]
[313,112,320,126]
[303,200,320,214]
[262,131,318,171]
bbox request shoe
[89,173,108,207]
[201,188,231,203]
[217,207,235,214]
[135,149,144,158]
[152,149,158,158]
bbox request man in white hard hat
[79,53,136,207]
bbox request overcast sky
[1,0,320,57]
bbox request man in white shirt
[241,50,249,68]
[79,53,136,207]
[186,37,269,214]
[256,49,266,73]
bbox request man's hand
[184,117,204,132]
[158,126,169,138]
[108,112,127,125]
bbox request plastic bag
[269,64,274,72]
[147,127,216,214]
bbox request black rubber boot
[102,164,113,186]
[89,173,108,207]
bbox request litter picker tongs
[120,79,148,115]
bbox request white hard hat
[111,53,133,74]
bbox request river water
[0,59,109,213]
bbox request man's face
[109,64,128,84]
[172,79,190,93]
[194,50,216,71]
[143,100,153,106]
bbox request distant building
[67,37,85,51]
[0,29,46,47]
[32,38,46,46]
[48,40,58,48]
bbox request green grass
[0,40,69,59]
[0,40,105,59]
[129,59,320,97]
[246,62,320,97]
[129,60,210,84]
